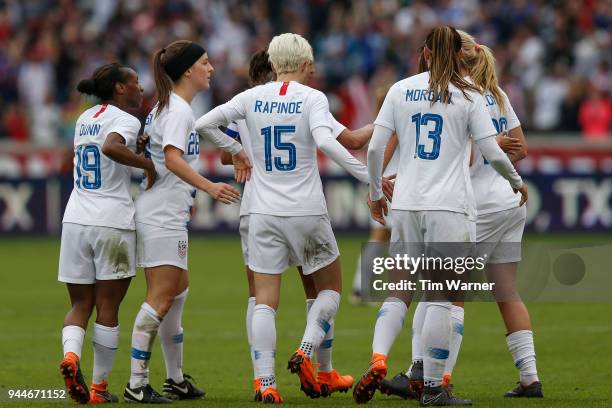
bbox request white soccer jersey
[216,81,341,216]
[135,92,200,230]
[470,90,521,214]
[63,104,141,230]
[225,112,347,217]
[375,72,497,220]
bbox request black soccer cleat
[162,374,205,400]
[380,372,419,399]
[504,381,543,398]
[408,360,425,399]
[420,385,472,406]
[59,353,90,404]
[124,383,173,404]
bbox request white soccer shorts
[136,222,189,270]
[58,222,136,284]
[247,214,339,275]
[476,206,526,264]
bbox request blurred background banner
[1,141,611,235]
[0,0,610,235]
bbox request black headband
[164,42,206,81]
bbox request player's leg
[239,216,259,391]
[285,215,341,399]
[58,223,96,404]
[248,214,289,403]
[352,225,391,303]
[90,277,132,403]
[442,302,465,387]
[61,284,95,404]
[158,270,203,400]
[419,211,472,406]
[354,210,416,403]
[298,267,353,396]
[484,206,541,398]
[86,226,135,403]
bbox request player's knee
[72,298,95,316]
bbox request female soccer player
[438,30,541,398]
[58,63,155,404]
[125,40,250,403]
[196,33,374,403]
[357,25,527,406]
[382,31,542,401]
[221,49,383,399]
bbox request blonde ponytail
[458,30,507,114]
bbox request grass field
[1,234,611,407]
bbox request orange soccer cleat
[89,381,119,404]
[59,352,90,404]
[317,369,354,397]
[260,387,284,404]
[352,353,387,404]
[287,350,321,398]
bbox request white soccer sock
[317,316,334,372]
[62,325,85,359]
[159,289,188,383]
[299,290,340,358]
[409,301,427,370]
[246,297,256,378]
[252,304,277,390]
[92,323,119,384]
[372,297,407,356]
[506,330,539,385]
[422,302,451,388]
[305,298,315,314]
[129,303,161,388]
[443,305,464,376]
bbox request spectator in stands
[579,83,612,141]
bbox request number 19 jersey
[218,81,334,216]
[375,72,497,220]
[62,104,141,230]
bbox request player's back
[63,104,141,230]
[377,72,495,219]
[240,81,330,216]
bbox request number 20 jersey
[218,81,335,216]
[375,72,497,220]
[63,104,141,230]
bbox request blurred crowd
[0,0,611,147]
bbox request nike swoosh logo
[172,384,189,394]
[126,388,144,401]
[421,394,442,405]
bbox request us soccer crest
[177,240,187,259]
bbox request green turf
[0,234,611,407]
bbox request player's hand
[368,196,388,226]
[144,160,156,190]
[207,182,241,204]
[382,174,396,202]
[137,133,150,155]
[513,183,528,206]
[232,150,252,183]
[496,133,522,155]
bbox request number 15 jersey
[375,72,497,220]
[63,104,141,230]
[218,81,335,216]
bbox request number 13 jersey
[63,104,141,230]
[375,72,497,220]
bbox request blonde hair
[458,30,507,114]
[267,33,314,75]
[425,26,480,105]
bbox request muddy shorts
[58,222,136,284]
[247,214,339,275]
